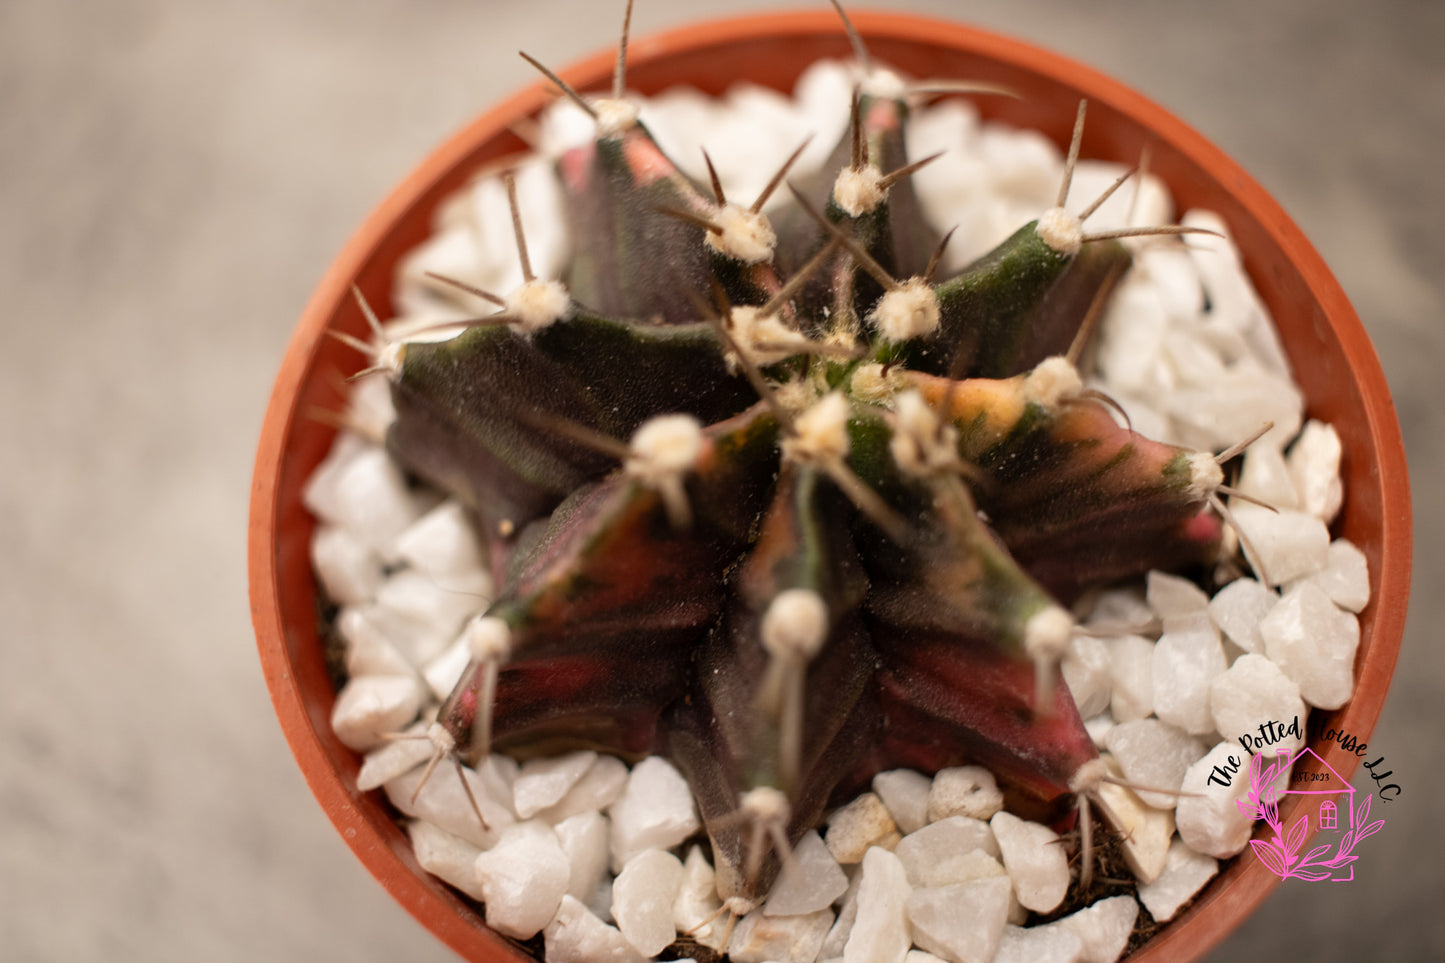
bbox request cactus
[338,0,1257,925]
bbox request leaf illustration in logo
[1285,814,1309,859]
[1356,819,1385,844]
[1250,837,1288,877]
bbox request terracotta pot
[249,10,1411,962]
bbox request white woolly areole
[466,615,513,662]
[1024,356,1083,408]
[772,377,818,417]
[849,363,899,403]
[504,279,572,333]
[833,165,886,217]
[728,306,812,369]
[1069,757,1111,794]
[706,205,777,264]
[1036,206,1083,256]
[781,391,852,465]
[723,896,755,917]
[868,277,941,342]
[761,588,830,661]
[859,66,908,100]
[1186,451,1225,499]
[426,721,456,754]
[379,340,407,377]
[626,413,705,483]
[1023,605,1073,664]
[740,786,791,825]
[592,98,640,137]
[890,389,958,477]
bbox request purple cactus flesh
[352,28,1241,914]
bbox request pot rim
[250,9,1412,962]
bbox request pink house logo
[1237,747,1385,882]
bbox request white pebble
[421,632,472,701]
[927,766,1004,822]
[343,371,396,442]
[1210,654,1306,756]
[673,845,725,951]
[818,872,862,960]
[356,720,433,791]
[1146,570,1210,618]
[544,895,646,963]
[1092,779,1174,884]
[844,848,912,963]
[608,757,700,871]
[1086,588,1154,632]
[1207,578,1276,654]
[1062,634,1113,719]
[374,568,490,640]
[325,446,422,561]
[1298,538,1370,613]
[554,811,610,903]
[301,432,373,521]
[766,830,849,917]
[1182,211,1291,375]
[1106,635,1155,723]
[514,750,598,820]
[990,811,1069,913]
[408,820,486,901]
[1136,245,1202,322]
[906,877,1012,963]
[1055,895,1138,963]
[1236,442,1299,510]
[994,923,1085,963]
[338,606,420,678]
[1261,582,1360,709]
[1084,712,1116,750]
[872,769,933,835]
[1229,503,1331,586]
[729,906,835,963]
[1152,613,1227,735]
[540,754,630,824]
[352,602,454,669]
[1287,420,1344,523]
[1175,742,1263,858]
[612,849,685,957]
[474,820,571,939]
[895,816,1001,888]
[905,951,950,963]
[1136,838,1219,923]
[826,792,898,864]
[1096,281,1169,397]
[586,876,614,932]
[311,524,385,605]
[330,675,424,751]
[1105,719,1207,810]
[384,759,515,850]
[394,499,486,576]
[905,848,1006,893]
[1165,361,1302,453]
[979,124,1062,207]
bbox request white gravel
[307,56,1371,963]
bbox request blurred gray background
[1,1,1439,960]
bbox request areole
[249,10,1411,962]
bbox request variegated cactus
[347,0,1247,913]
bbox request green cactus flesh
[369,65,1234,908]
